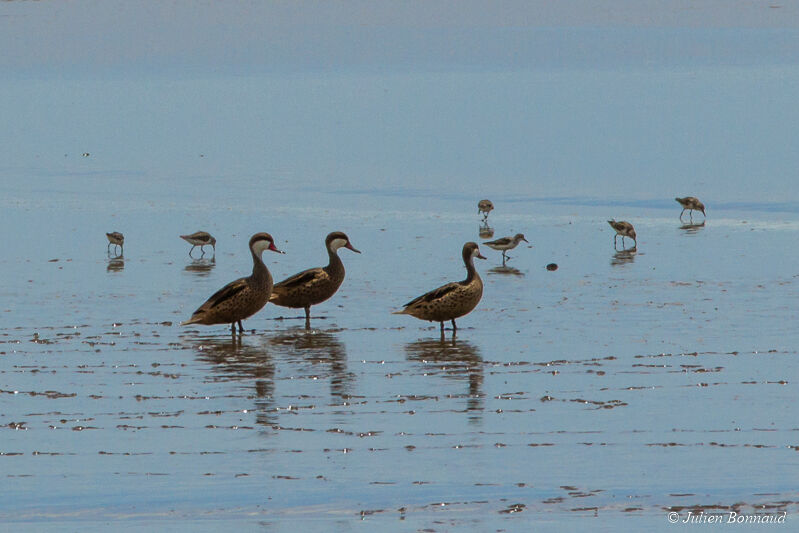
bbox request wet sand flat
[1,180,798,530]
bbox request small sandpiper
[483,233,528,263]
[478,199,494,222]
[675,197,705,222]
[607,220,636,248]
[180,231,217,256]
[106,232,124,255]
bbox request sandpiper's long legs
[451,319,457,331]
[439,321,445,334]
[189,245,196,257]
[237,320,244,333]
[304,306,311,330]
[679,208,686,221]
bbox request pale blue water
[2,3,799,531]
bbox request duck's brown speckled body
[394,242,486,334]
[607,220,637,248]
[270,231,360,328]
[675,197,706,221]
[181,232,283,334]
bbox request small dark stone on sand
[546,263,558,271]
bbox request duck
[675,197,706,222]
[270,231,360,329]
[478,199,494,221]
[394,242,485,334]
[181,232,283,334]
[106,232,124,255]
[180,231,217,256]
[483,233,528,263]
[607,220,636,248]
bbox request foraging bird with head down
[180,231,216,256]
[106,232,124,255]
[181,232,283,334]
[269,231,360,329]
[675,197,705,222]
[607,220,637,248]
[394,242,485,335]
[478,199,494,221]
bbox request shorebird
[270,231,361,329]
[106,232,124,255]
[394,242,485,335]
[483,233,528,263]
[607,220,636,248]
[181,232,283,334]
[180,231,217,256]
[478,199,494,221]
[675,197,706,222]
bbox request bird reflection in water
[611,246,637,267]
[487,265,524,277]
[680,221,706,235]
[405,337,484,422]
[107,256,124,272]
[269,328,352,401]
[184,257,216,276]
[190,335,276,427]
[479,223,494,239]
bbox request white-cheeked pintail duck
[106,232,124,255]
[394,242,486,334]
[675,197,706,222]
[607,220,636,248]
[483,233,528,263]
[180,231,217,256]
[270,231,360,329]
[181,232,283,334]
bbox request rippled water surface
[3,4,799,529]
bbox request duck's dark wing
[403,282,460,308]
[193,277,248,313]
[274,268,322,289]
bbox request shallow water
[2,169,799,530]
[3,7,799,527]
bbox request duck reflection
[487,265,525,277]
[405,337,484,422]
[611,246,636,267]
[184,257,216,276]
[680,221,706,234]
[269,328,352,400]
[479,223,494,239]
[189,335,276,427]
[107,256,124,272]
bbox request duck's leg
[304,306,311,330]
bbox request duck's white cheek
[330,238,347,251]
[253,241,271,254]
